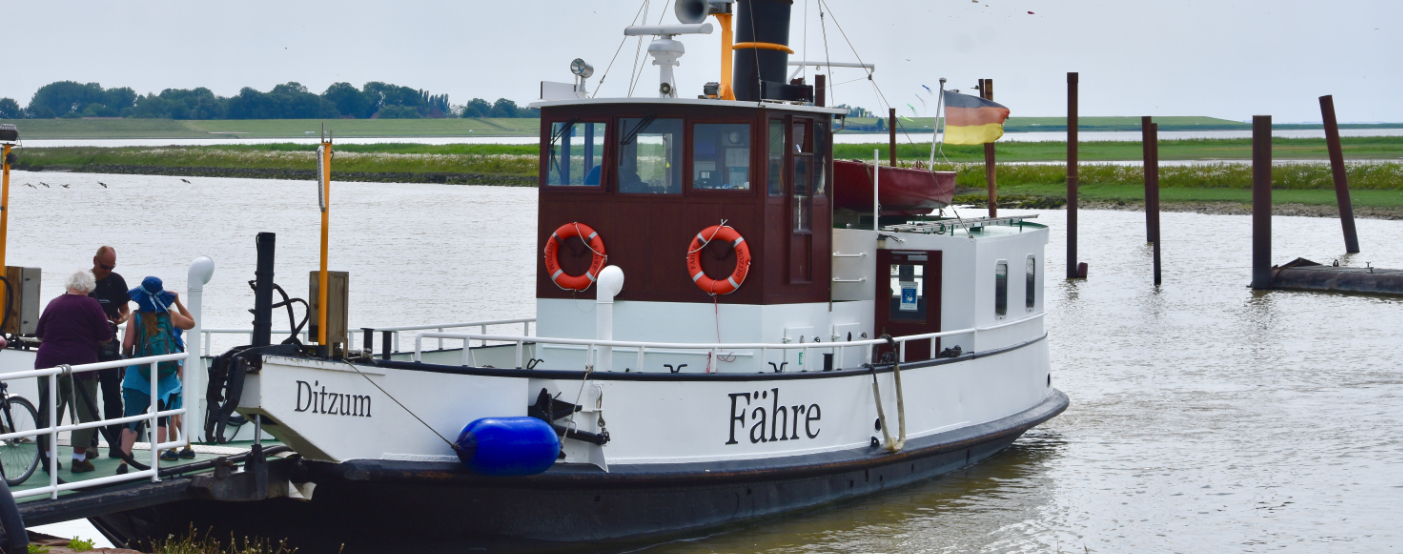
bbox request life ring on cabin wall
[686,224,751,295]
[544,222,607,292]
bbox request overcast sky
[5,0,1399,122]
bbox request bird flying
[61,184,70,189]
[98,182,108,188]
[24,184,35,189]
[180,178,191,184]
[39,182,49,188]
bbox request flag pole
[873,149,880,231]
[929,78,946,168]
[318,126,332,354]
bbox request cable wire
[593,0,650,98]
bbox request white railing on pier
[412,314,1043,372]
[2,351,194,500]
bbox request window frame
[994,259,1009,319]
[614,115,686,196]
[686,118,758,197]
[1025,255,1037,311]
[542,118,611,192]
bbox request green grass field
[0,118,540,139]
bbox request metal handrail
[195,318,536,355]
[5,352,193,500]
[412,313,1043,371]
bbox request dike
[16,163,537,187]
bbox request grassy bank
[0,118,538,139]
[12,142,1403,215]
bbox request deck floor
[8,441,274,501]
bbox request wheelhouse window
[1026,256,1037,310]
[547,121,607,186]
[814,123,829,195]
[692,123,751,191]
[995,261,1009,317]
[768,119,785,196]
[792,119,813,231]
[618,117,683,194]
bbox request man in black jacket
[89,245,129,458]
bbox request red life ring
[686,225,751,295]
[544,222,607,292]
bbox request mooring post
[1319,95,1361,254]
[1251,115,1273,290]
[888,107,898,168]
[982,78,997,218]
[1067,72,1080,279]
[1150,122,1162,286]
[1141,116,1155,243]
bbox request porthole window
[1026,256,1036,311]
[995,261,1008,317]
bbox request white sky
[4,0,1399,123]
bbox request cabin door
[874,250,942,362]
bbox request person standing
[89,246,129,459]
[35,271,114,474]
[116,277,194,475]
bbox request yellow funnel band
[733,42,794,54]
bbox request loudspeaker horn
[675,0,731,24]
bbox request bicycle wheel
[0,396,40,486]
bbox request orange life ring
[544,222,607,292]
[686,225,751,295]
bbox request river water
[12,171,1403,552]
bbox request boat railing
[0,351,194,500]
[193,318,536,358]
[360,318,536,358]
[411,313,1043,372]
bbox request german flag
[943,91,1011,145]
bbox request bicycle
[0,381,39,486]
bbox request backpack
[134,311,182,379]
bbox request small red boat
[833,160,957,216]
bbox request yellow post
[0,144,10,272]
[318,138,331,348]
[715,13,735,100]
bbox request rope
[686,219,730,255]
[869,337,907,453]
[819,3,836,107]
[593,0,650,98]
[572,222,605,260]
[564,364,594,435]
[337,359,459,452]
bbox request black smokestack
[733,0,809,102]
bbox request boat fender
[544,222,607,292]
[454,417,561,477]
[686,224,752,295]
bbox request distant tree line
[0,81,539,120]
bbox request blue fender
[455,417,561,477]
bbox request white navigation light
[570,58,594,79]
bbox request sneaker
[71,459,96,473]
[179,447,196,459]
[84,450,100,462]
[41,457,61,473]
[116,464,128,475]
[160,449,179,461]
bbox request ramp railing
[0,351,192,500]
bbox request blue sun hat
[129,276,176,312]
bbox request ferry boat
[86,1,1067,551]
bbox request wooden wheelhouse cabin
[534,98,847,309]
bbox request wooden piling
[1141,117,1156,243]
[1149,122,1162,286]
[1251,115,1273,290]
[982,79,997,218]
[888,107,898,168]
[1067,72,1080,280]
[1319,95,1360,254]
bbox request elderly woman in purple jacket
[35,270,115,474]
